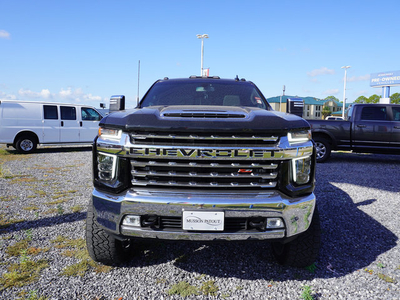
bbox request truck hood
[100,105,310,134]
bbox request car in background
[0,100,103,153]
[325,116,344,120]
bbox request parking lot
[0,146,399,299]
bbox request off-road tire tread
[86,203,129,265]
[272,206,321,268]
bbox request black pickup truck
[86,76,320,268]
[308,103,400,162]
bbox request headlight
[292,156,312,185]
[288,130,311,145]
[97,153,117,181]
[98,127,121,141]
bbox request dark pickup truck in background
[308,103,400,162]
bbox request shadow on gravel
[121,153,399,282]
[1,212,86,234]
[313,153,399,278]
[3,146,92,154]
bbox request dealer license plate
[182,211,224,231]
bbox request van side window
[44,105,58,119]
[81,107,102,121]
[360,107,387,121]
[60,106,76,120]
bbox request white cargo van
[0,100,103,153]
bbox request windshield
[140,80,269,109]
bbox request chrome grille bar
[131,169,278,180]
[131,179,277,188]
[131,160,278,169]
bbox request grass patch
[0,214,26,229]
[0,163,13,179]
[0,259,49,291]
[52,236,112,276]
[0,148,11,156]
[200,280,218,296]
[23,205,40,211]
[71,205,84,213]
[45,199,68,205]
[301,285,314,300]
[43,208,58,215]
[156,278,167,284]
[6,239,30,256]
[61,260,91,277]
[57,204,64,215]
[17,289,48,300]
[52,236,86,249]
[167,280,220,297]
[0,195,13,202]
[50,190,77,201]
[10,176,36,184]
[167,281,199,297]
[305,262,317,273]
[27,247,48,256]
[377,273,397,283]
[31,189,47,197]
[175,254,188,263]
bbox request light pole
[341,66,351,119]
[279,85,285,112]
[197,34,209,76]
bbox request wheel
[272,206,321,268]
[86,202,133,265]
[313,137,331,163]
[15,135,37,154]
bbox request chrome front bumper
[92,188,316,241]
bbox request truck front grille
[128,132,284,190]
[130,158,280,189]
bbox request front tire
[15,135,37,154]
[272,206,321,268]
[313,137,331,163]
[86,202,133,265]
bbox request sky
[1,0,400,109]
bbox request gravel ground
[0,145,399,299]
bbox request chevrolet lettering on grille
[130,148,284,159]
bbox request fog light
[122,215,141,227]
[266,218,284,229]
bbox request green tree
[368,94,380,103]
[324,96,340,102]
[322,106,332,119]
[390,93,400,104]
[354,96,368,103]
[355,95,380,103]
